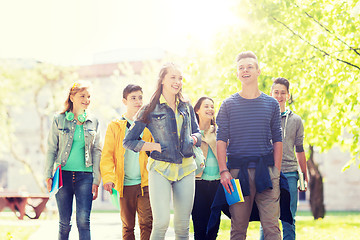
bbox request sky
[0,0,239,65]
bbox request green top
[201,147,220,180]
[124,117,142,186]
[62,124,93,172]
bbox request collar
[83,112,95,123]
[122,115,133,124]
[281,109,292,117]
[159,94,179,106]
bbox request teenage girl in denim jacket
[45,81,101,240]
[123,63,201,240]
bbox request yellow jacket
[100,119,153,197]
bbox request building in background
[1,50,359,212]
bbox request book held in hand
[110,188,120,210]
[49,165,63,198]
[223,178,244,205]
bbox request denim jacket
[123,100,201,164]
[45,112,102,185]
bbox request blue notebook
[223,178,244,205]
[49,165,63,198]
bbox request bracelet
[220,169,229,175]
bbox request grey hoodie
[281,110,304,173]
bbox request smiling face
[236,58,261,85]
[161,67,183,97]
[70,88,91,113]
[271,83,290,110]
[196,98,215,123]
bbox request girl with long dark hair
[191,97,221,240]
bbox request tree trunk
[307,145,326,219]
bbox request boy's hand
[220,170,234,194]
[298,181,308,192]
[104,182,115,194]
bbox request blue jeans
[191,180,220,240]
[148,168,195,240]
[260,171,298,240]
[56,171,94,240]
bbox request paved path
[29,212,194,240]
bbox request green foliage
[205,0,360,168]
[0,62,29,155]
[0,225,39,240]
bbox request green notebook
[110,188,120,210]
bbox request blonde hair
[236,51,259,69]
[61,80,91,114]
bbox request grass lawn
[0,212,40,240]
[0,210,53,240]
[0,225,39,240]
[210,211,360,240]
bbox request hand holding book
[110,188,120,210]
[222,178,244,205]
[49,165,63,198]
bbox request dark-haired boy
[216,51,283,240]
[100,84,153,240]
[265,77,307,240]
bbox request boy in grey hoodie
[261,77,308,240]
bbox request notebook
[50,165,63,197]
[223,178,244,205]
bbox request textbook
[49,165,63,198]
[110,188,120,210]
[223,178,244,205]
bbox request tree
[205,0,359,219]
[2,62,77,193]
[0,61,29,152]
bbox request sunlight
[0,0,240,65]
[166,0,239,52]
